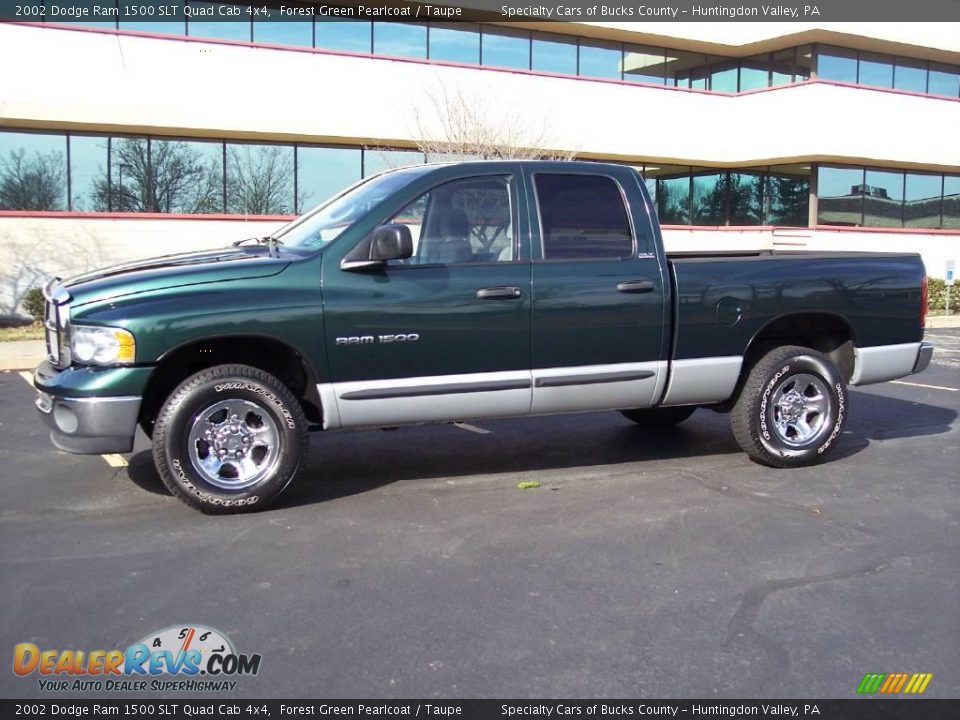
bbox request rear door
[524,168,668,414]
[321,169,533,428]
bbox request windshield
[273,168,426,249]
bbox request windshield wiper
[233,235,284,257]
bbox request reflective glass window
[623,45,666,85]
[481,28,530,70]
[692,172,726,225]
[707,57,738,92]
[315,20,370,53]
[894,58,928,93]
[532,33,577,75]
[667,50,706,88]
[296,146,362,213]
[904,173,943,229]
[254,7,311,48]
[363,149,424,177]
[740,54,770,91]
[104,136,149,212]
[728,171,765,225]
[225,143,295,214]
[374,22,426,59]
[942,175,960,229]
[71,0,118,29]
[656,173,691,225]
[69,135,108,212]
[817,166,864,226]
[186,3,250,42]
[148,138,224,213]
[766,165,810,226]
[817,46,858,83]
[428,23,480,64]
[928,63,960,98]
[578,39,621,80]
[535,174,633,260]
[771,48,796,86]
[858,52,894,89]
[795,45,814,81]
[0,131,67,211]
[863,169,903,227]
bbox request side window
[386,176,515,265]
[534,174,634,260]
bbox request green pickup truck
[35,161,933,513]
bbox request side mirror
[370,224,413,262]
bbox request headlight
[70,325,136,366]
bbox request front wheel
[731,345,846,468]
[152,364,308,513]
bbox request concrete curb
[926,315,960,329]
[0,340,44,372]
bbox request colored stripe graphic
[856,672,932,694]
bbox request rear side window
[534,174,633,260]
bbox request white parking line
[891,380,959,392]
[18,371,33,386]
[102,454,129,468]
[453,422,492,435]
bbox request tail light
[920,274,928,329]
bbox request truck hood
[63,246,291,308]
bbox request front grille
[42,279,70,368]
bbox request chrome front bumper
[36,391,140,454]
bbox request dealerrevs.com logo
[13,625,261,693]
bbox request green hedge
[22,287,45,323]
[927,278,959,312]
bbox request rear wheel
[731,345,846,468]
[620,406,697,428]
[152,364,308,513]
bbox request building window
[740,53,772,91]
[296,146,362,213]
[225,143,296,214]
[532,33,577,76]
[315,20,371,53]
[943,175,960,229]
[894,58,928,93]
[0,131,67,211]
[119,1,184,34]
[904,172,944,228]
[623,45,667,85]
[817,166,865,226]
[858,52,894,89]
[253,11,311,48]
[578,39,622,80]
[655,172,692,225]
[373,22,426,59]
[766,165,810,226]
[692,172,727,225]
[428,23,480,65]
[68,135,107,212]
[728,171,766,225]
[863,169,904,227]
[928,63,960,98]
[481,27,530,70]
[817,46,859,83]
[149,138,224,213]
[534,174,633,260]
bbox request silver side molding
[850,342,923,386]
[661,356,743,406]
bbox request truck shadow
[125,390,955,508]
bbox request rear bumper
[912,341,934,375]
[35,391,140,454]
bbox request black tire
[152,364,308,514]
[620,405,697,428]
[731,345,846,468]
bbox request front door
[321,172,532,429]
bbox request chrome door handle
[616,280,654,294]
[476,286,522,299]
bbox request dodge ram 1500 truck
[34,161,934,513]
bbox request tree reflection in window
[226,143,298,215]
[0,132,67,211]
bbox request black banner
[2,0,959,24]
[1,700,960,720]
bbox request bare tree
[91,138,221,213]
[369,82,578,169]
[226,145,302,215]
[0,148,66,210]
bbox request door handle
[616,280,654,294]
[476,286,522,300]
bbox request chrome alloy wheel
[187,399,281,490]
[769,373,832,447]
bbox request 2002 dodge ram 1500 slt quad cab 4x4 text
[34,161,934,513]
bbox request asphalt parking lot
[1,331,958,700]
